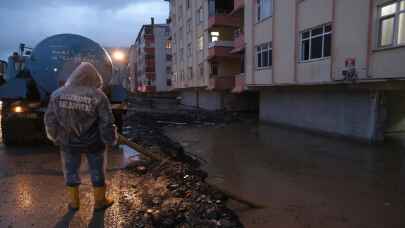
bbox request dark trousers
[61,148,106,187]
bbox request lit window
[300,24,332,62]
[256,42,272,69]
[210,31,220,42]
[165,40,172,49]
[257,0,272,22]
[198,36,204,50]
[378,1,405,47]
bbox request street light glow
[112,50,125,62]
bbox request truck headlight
[13,106,24,113]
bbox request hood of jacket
[65,62,103,89]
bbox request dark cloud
[0,0,169,60]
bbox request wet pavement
[166,123,405,228]
[0,144,140,227]
[1,118,405,227]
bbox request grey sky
[0,0,169,60]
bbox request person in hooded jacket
[44,62,117,211]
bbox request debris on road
[114,109,247,227]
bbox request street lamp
[112,50,126,62]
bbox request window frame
[299,23,332,63]
[256,42,273,70]
[377,0,405,48]
[257,0,273,23]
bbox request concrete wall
[260,89,379,140]
[272,0,296,84]
[180,89,258,111]
[180,89,221,110]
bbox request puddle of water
[119,145,141,167]
[166,123,405,228]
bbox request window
[180,48,184,62]
[199,63,204,79]
[187,43,192,57]
[165,40,172,49]
[178,5,183,21]
[300,24,332,62]
[186,0,191,9]
[186,19,192,33]
[256,42,272,68]
[197,7,204,24]
[257,0,272,22]
[198,36,204,50]
[378,1,405,47]
[187,67,193,80]
[211,62,218,76]
[210,31,220,42]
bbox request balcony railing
[208,41,236,59]
[208,14,240,28]
[208,40,234,49]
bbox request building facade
[129,21,171,93]
[166,0,405,141]
[166,0,256,111]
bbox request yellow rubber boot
[67,186,80,211]
[93,186,114,211]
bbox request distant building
[129,19,171,93]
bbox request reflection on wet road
[167,123,405,228]
[0,144,137,227]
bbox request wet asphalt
[167,123,405,228]
[0,144,139,228]
[1,122,405,228]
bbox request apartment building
[129,21,171,93]
[165,0,256,111]
[166,0,405,141]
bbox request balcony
[232,73,246,93]
[231,29,245,53]
[208,41,236,60]
[208,14,240,29]
[208,76,235,91]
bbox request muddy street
[0,143,147,227]
[1,111,405,227]
[167,123,405,228]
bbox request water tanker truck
[0,34,127,146]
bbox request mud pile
[117,160,243,228]
[117,111,245,227]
